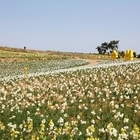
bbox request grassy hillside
[0,46,109,62]
[0,46,72,61]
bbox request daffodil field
[0,59,87,80]
[0,59,140,140]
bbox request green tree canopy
[96,40,119,54]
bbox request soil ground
[86,59,99,66]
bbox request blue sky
[0,0,140,53]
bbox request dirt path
[74,57,100,66]
[85,59,99,66]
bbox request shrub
[133,52,137,57]
[138,54,140,58]
[120,51,125,58]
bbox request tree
[101,42,108,54]
[96,42,108,54]
[107,40,119,51]
[96,40,119,54]
[96,46,103,54]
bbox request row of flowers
[0,59,87,81]
[0,60,140,139]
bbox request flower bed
[0,60,140,139]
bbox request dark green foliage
[96,40,119,54]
